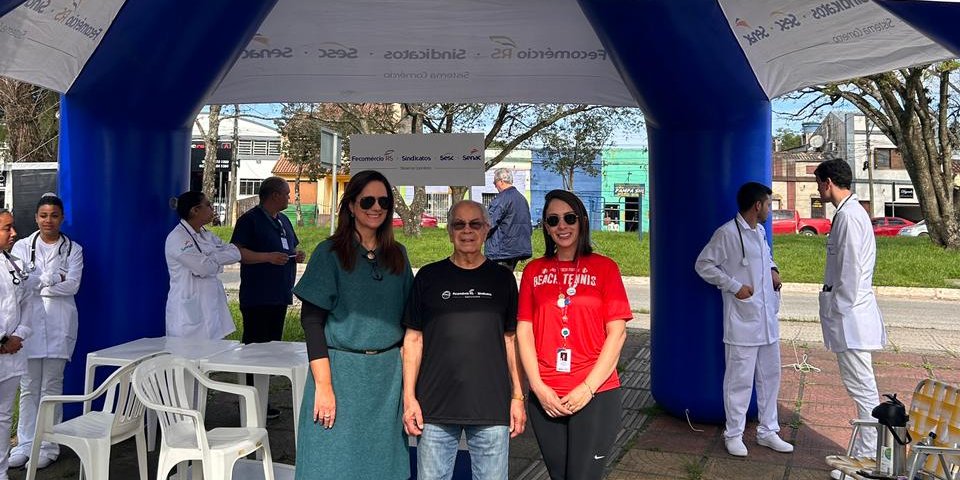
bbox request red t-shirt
[518,254,632,396]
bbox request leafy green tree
[774,127,804,151]
[538,112,613,191]
[279,105,329,226]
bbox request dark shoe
[266,407,281,419]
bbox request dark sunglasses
[451,220,486,231]
[545,213,578,227]
[358,196,391,210]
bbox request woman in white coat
[0,208,31,480]
[9,194,81,470]
[165,191,241,339]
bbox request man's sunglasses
[358,196,391,210]
[451,220,486,231]
[545,213,579,227]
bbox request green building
[600,148,650,233]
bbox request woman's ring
[324,414,331,418]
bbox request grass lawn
[210,226,960,288]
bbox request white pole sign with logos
[350,133,485,187]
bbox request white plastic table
[198,341,308,445]
[83,336,241,450]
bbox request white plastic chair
[25,352,164,480]
[132,354,274,480]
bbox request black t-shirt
[230,206,299,307]
[403,258,518,425]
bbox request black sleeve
[300,298,330,361]
[402,273,424,330]
[504,269,518,332]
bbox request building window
[426,193,451,220]
[268,140,281,155]
[238,140,253,155]
[239,179,262,196]
[481,193,497,207]
[252,140,269,156]
[874,148,892,169]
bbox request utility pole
[329,132,339,236]
[865,117,876,217]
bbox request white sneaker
[724,437,748,457]
[757,434,794,453]
[27,455,54,470]
[7,453,27,468]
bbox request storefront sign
[899,187,914,199]
[614,183,645,197]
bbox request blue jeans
[417,423,509,480]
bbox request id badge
[281,237,290,250]
[556,348,572,373]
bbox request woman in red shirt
[517,189,632,480]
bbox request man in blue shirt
[231,177,305,417]
[484,168,532,271]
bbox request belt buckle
[364,350,377,355]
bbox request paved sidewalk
[10,327,959,479]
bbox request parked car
[392,213,438,228]
[771,209,832,236]
[897,219,928,237]
[871,217,915,236]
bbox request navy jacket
[485,186,532,261]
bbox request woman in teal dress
[293,170,412,480]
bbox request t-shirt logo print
[441,290,451,300]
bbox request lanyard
[259,206,287,239]
[3,251,25,285]
[555,256,581,347]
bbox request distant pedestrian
[814,159,886,477]
[695,182,793,458]
[485,168,532,271]
[517,189,631,480]
[230,176,305,419]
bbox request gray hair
[258,176,288,202]
[493,168,513,185]
[446,200,491,232]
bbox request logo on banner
[51,0,105,40]
[734,18,750,28]
[462,148,482,162]
[384,149,395,162]
[488,35,607,62]
[317,42,359,59]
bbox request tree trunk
[393,185,428,237]
[202,105,222,197]
[450,186,469,204]
[224,104,240,226]
[567,168,575,192]
[295,165,304,227]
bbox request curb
[223,265,960,301]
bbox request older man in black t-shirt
[402,200,525,480]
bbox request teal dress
[292,239,413,480]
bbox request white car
[897,220,928,237]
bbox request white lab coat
[0,251,31,383]
[695,214,780,346]
[819,194,886,353]
[12,233,83,360]
[164,220,241,339]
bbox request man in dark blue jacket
[485,168,532,271]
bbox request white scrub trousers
[837,349,880,458]
[0,375,21,480]
[12,358,67,461]
[723,343,782,439]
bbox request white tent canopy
[0,0,955,106]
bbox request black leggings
[528,388,621,480]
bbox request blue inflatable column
[578,0,771,422]
[57,0,277,408]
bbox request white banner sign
[350,133,485,187]
[719,0,955,98]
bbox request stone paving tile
[605,468,686,480]
[701,456,787,480]
[613,449,701,478]
[633,430,716,456]
[873,351,926,366]
[789,466,835,479]
[704,430,796,464]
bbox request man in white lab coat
[814,159,886,470]
[695,182,793,458]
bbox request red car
[771,209,832,236]
[871,217,914,236]
[392,213,438,228]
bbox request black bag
[871,393,912,445]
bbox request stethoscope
[3,251,27,286]
[179,221,202,254]
[734,218,750,266]
[26,231,72,273]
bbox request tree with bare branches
[787,62,960,248]
[0,79,58,162]
[194,105,223,200]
